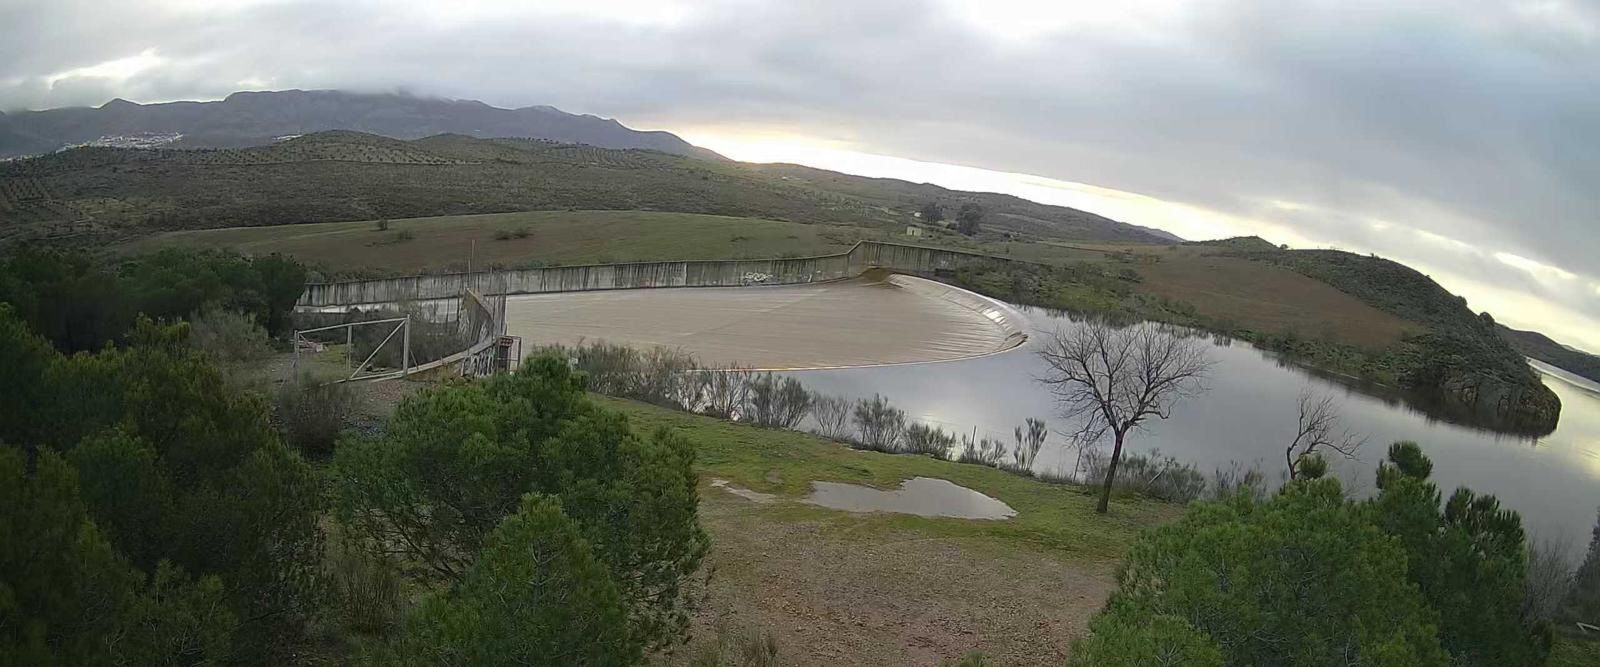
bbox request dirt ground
[662,490,1118,667]
[1136,253,1418,348]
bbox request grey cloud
[1,0,1595,326]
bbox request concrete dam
[297,241,1028,370]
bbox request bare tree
[1037,321,1211,513]
[1284,390,1365,480]
[809,392,853,441]
[852,394,906,452]
[1522,535,1575,625]
[702,365,753,419]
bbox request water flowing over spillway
[502,274,1025,370]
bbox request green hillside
[1499,324,1600,384]
[949,239,1561,434]
[0,131,1168,247]
[1231,245,1560,432]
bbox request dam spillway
[502,274,1025,370]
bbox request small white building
[904,225,925,238]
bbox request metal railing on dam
[295,240,1014,308]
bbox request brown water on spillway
[804,477,1017,520]
[502,274,1024,370]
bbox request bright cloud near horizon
[2,0,1597,350]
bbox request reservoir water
[788,305,1600,552]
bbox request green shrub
[275,372,357,458]
[0,446,236,665]
[188,306,271,365]
[0,314,326,656]
[328,537,404,635]
[333,356,707,648]
[852,394,906,452]
[1073,479,1448,666]
[1081,448,1207,503]
[1370,442,1553,666]
[379,494,640,666]
[1069,610,1222,667]
[746,373,811,428]
[903,422,956,458]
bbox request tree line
[0,246,306,353]
[1071,441,1600,667]
[0,245,710,665]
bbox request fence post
[402,315,412,375]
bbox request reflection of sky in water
[789,307,1600,555]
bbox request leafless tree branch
[1285,389,1366,480]
[1037,320,1212,512]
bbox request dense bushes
[0,447,235,665]
[0,247,306,353]
[275,372,358,457]
[1072,442,1555,667]
[1373,442,1553,665]
[1080,448,1207,504]
[333,356,708,651]
[377,495,642,666]
[851,394,906,451]
[0,307,324,663]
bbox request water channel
[787,304,1600,552]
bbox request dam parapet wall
[297,240,1011,308]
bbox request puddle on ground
[710,479,776,504]
[803,477,1016,520]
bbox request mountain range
[0,90,722,160]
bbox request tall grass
[326,538,403,635]
[539,342,1235,505]
[688,618,781,667]
[1081,447,1207,503]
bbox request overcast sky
[4,0,1597,349]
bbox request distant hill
[1225,245,1561,432]
[0,131,1173,246]
[1498,325,1600,384]
[0,90,722,160]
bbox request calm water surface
[789,305,1600,551]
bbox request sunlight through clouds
[1494,252,1578,283]
[683,128,1600,351]
[45,49,166,87]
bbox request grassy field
[1133,250,1419,348]
[118,209,1128,278]
[1552,635,1600,667]
[603,397,1172,557]
[4,131,1172,247]
[337,381,1172,665]
[122,211,882,277]
[592,396,1175,665]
